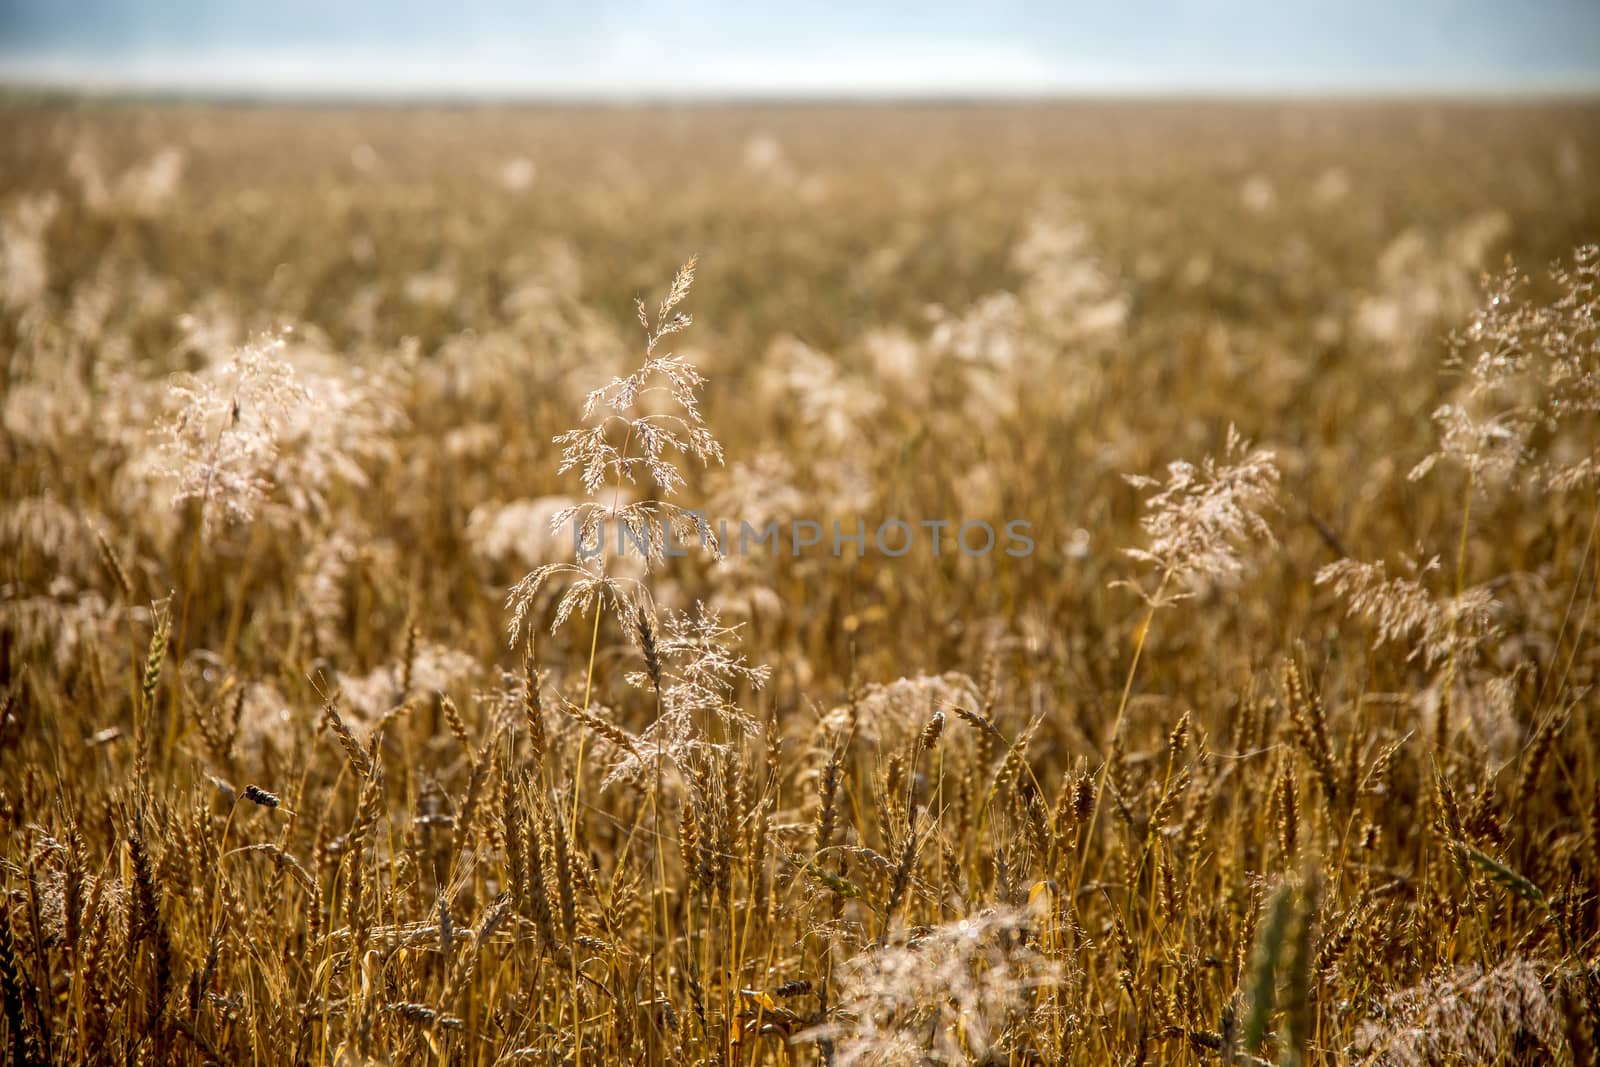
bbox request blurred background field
[6,99,1599,675]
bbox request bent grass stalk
[564,420,640,1067]
[1072,569,1168,904]
[1438,468,1475,753]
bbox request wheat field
[2,99,1600,1065]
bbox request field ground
[3,100,1600,1064]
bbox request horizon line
[5,79,1600,108]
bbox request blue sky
[1,0,1598,96]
